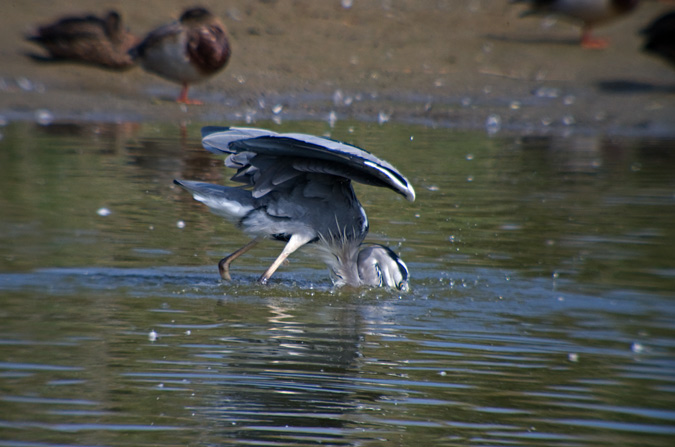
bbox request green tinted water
[0,120,673,446]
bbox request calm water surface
[0,120,674,447]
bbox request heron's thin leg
[259,233,314,285]
[218,239,259,281]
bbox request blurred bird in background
[512,0,641,49]
[26,10,138,69]
[642,10,675,67]
[130,7,231,104]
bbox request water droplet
[245,109,256,124]
[378,111,390,125]
[534,86,560,98]
[272,104,283,115]
[485,114,501,135]
[568,353,579,362]
[148,330,158,342]
[16,77,33,91]
[333,89,343,106]
[97,207,111,217]
[631,342,644,354]
[35,109,53,125]
[176,220,186,229]
[328,111,338,128]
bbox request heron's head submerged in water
[316,235,409,291]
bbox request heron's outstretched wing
[201,126,415,202]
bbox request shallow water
[0,120,674,447]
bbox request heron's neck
[314,238,363,287]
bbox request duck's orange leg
[580,26,609,49]
[176,83,203,105]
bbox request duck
[130,7,231,104]
[642,11,675,67]
[26,10,138,69]
[512,0,641,49]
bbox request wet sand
[1,0,673,135]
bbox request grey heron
[174,126,415,290]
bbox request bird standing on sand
[26,11,138,69]
[131,7,231,104]
[513,0,640,49]
[642,11,675,67]
[174,127,416,290]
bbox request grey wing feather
[201,127,415,201]
[173,179,255,221]
[201,126,279,154]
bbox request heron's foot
[218,257,233,281]
[258,275,269,285]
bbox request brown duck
[27,11,138,69]
[131,7,231,104]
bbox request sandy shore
[1,0,673,136]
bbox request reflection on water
[0,121,674,446]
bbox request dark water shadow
[485,33,579,46]
[597,79,675,94]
